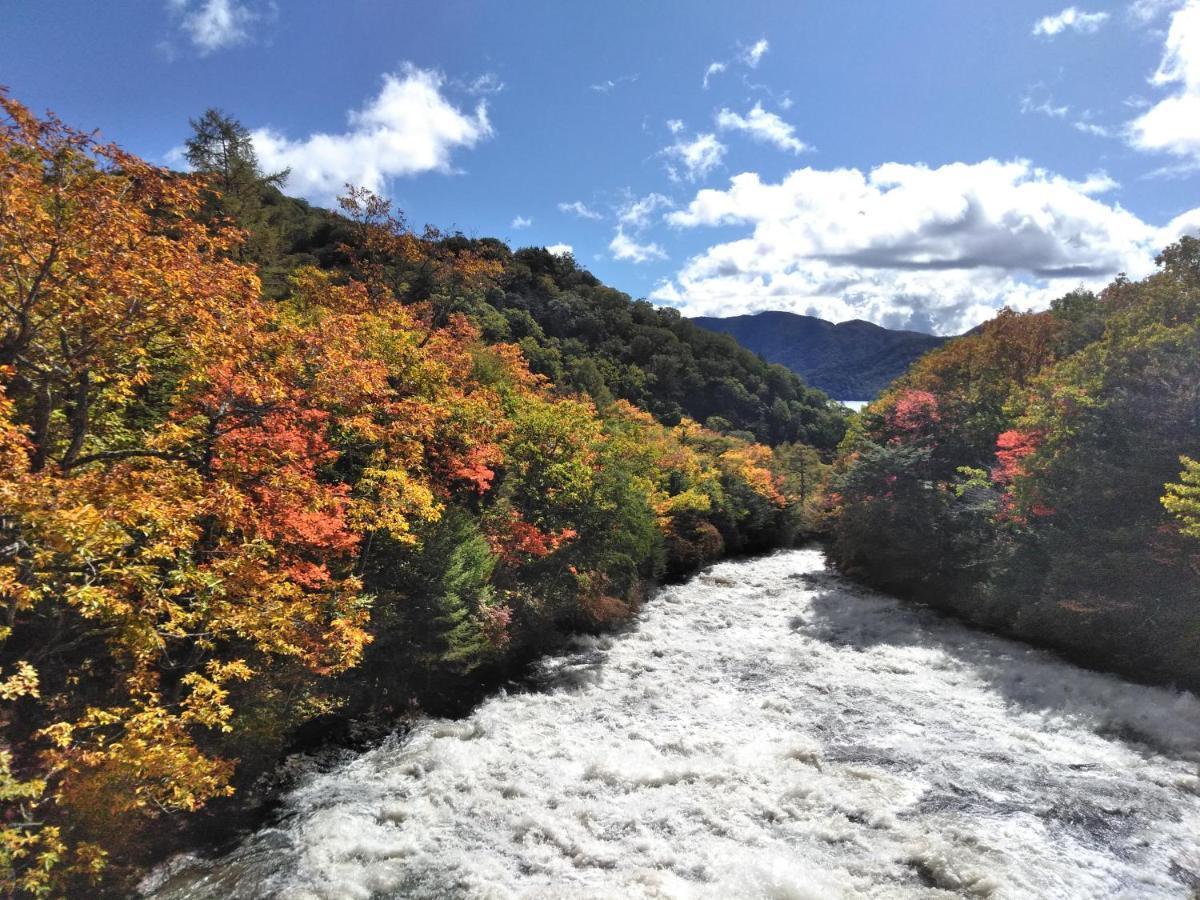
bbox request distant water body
[147,549,1200,899]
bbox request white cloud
[167,0,257,54]
[546,243,574,256]
[591,74,639,93]
[512,215,532,229]
[716,103,810,153]
[1021,92,1117,138]
[702,62,727,89]
[617,192,673,229]
[1033,7,1111,35]
[463,73,505,95]
[655,160,1193,334]
[1128,0,1200,161]
[1020,93,1070,118]
[1163,205,1200,238]
[662,132,727,182]
[251,65,492,202]
[704,38,769,87]
[559,200,603,220]
[610,227,668,263]
[666,118,685,134]
[1129,0,1186,23]
[1074,120,1113,136]
[741,39,769,67]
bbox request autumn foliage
[831,244,1200,694]
[0,95,824,894]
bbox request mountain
[691,311,949,400]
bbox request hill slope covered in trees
[830,248,1200,691]
[693,311,949,399]
[0,99,844,895]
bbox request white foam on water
[146,548,1200,899]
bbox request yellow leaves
[179,678,233,733]
[208,658,254,682]
[38,724,73,751]
[0,565,33,623]
[0,751,45,805]
[65,584,129,620]
[0,786,86,900]
[350,465,442,545]
[179,660,255,732]
[1163,456,1200,540]
[41,691,237,823]
[0,662,39,701]
[658,489,713,520]
[320,612,374,676]
[720,444,786,506]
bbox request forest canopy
[0,97,839,895]
[829,241,1200,692]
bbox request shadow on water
[792,568,1200,759]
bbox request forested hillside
[692,311,948,399]
[830,246,1200,689]
[0,98,841,895]
[174,112,845,452]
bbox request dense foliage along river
[148,549,1200,899]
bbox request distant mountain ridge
[692,311,950,400]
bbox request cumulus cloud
[617,192,673,229]
[511,215,532,229]
[546,243,574,256]
[1033,7,1111,36]
[662,132,727,182]
[1128,0,1200,161]
[610,227,668,263]
[559,200,603,220]
[716,103,810,153]
[167,0,258,54]
[655,160,1194,333]
[251,65,492,202]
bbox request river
[146,548,1200,899]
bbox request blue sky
[4,0,1199,333]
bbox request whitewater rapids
[147,548,1200,899]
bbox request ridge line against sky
[4,0,1200,334]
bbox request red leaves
[992,429,1055,522]
[447,444,501,494]
[884,390,941,445]
[890,390,940,429]
[213,407,359,558]
[991,429,1040,486]
[488,510,577,565]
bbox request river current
[147,548,1200,899]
